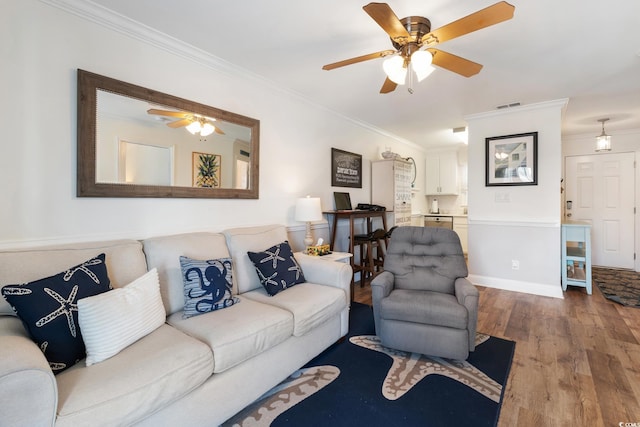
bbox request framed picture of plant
[485,132,538,186]
[192,152,221,188]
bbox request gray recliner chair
[371,226,479,360]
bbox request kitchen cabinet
[372,159,412,226]
[453,216,468,254]
[425,151,458,195]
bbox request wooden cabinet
[425,151,458,195]
[372,159,412,226]
[453,216,468,254]
[561,222,592,295]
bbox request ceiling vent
[496,102,521,109]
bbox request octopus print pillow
[179,256,239,319]
[1,253,112,374]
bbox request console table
[561,221,592,295]
[324,210,388,299]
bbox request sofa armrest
[454,277,479,351]
[294,255,353,301]
[0,317,58,427]
[370,271,395,334]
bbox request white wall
[0,0,426,248]
[465,99,567,298]
[563,128,640,271]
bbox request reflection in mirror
[78,69,259,198]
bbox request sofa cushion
[179,256,239,318]
[381,289,468,330]
[55,324,213,427]
[0,239,146,316]
[167,296,293,373]
[242,283,347,336]
[142,232,230,315]
[78,269,166,366]
[247,241,305,296]
[223,224,289,294]
[1,254,112,374]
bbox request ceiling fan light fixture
[595,118,612,152]
[383,55,407,85]
[186,121,201,135]
[411,50,434,82]
[200,123,215,137]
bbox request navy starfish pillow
[248,241,305,296]
[1,254,112,374]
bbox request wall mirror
[77,69,259,198]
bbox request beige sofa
[0,224,352,426]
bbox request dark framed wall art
[331,148,362,188]
[485,132,538,186]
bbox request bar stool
[354,228,387,287]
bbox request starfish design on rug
[63,257,103,283]
[349,334,502,402]
[223,365,340,427]
[36,285,79,337]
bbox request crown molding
[465,98,569,122]
[39,0,421,150]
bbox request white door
[565,153,635,268]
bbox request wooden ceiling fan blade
[380,77,397,94]
[147,108,189,118]
[214,126,225,135]
[421,1,515,46]
[363,3,411,43]
[428,48,482,77]
[322,50,395,70]
[167,118,193,128]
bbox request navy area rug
[224,303,515,427]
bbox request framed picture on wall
[486,132,538,186]
[331,148,362,188]
[192,152,221,188]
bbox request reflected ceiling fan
[147,108,225,136]
[322,1,515,93]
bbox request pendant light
[595,118,612,152]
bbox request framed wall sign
[486,132,538,186]
[331,148,362,188]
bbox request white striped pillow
[78,268,165,366]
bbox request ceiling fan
[147,108,225,136]
[322,1,515,93]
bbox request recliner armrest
[370,271,395,335]
[454,277,479,351]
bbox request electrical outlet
[511,260,520,270]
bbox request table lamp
[295,196,322,247]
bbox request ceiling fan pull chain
[407,62,414,94]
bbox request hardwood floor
[353,281,640,426]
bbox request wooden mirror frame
[77,69,260,198]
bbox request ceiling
[90,0,640,149]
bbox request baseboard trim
[468,274,564,299]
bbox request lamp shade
[295,197,322,222]
[186,121,201,134]
[411,50,434,82]
[383,55,407,85]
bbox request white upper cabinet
[425,151,458,195]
